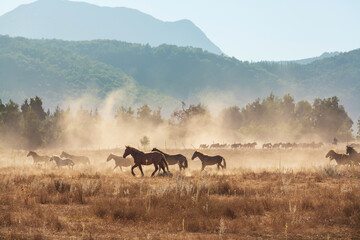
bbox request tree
[311,96,353,141]
[0,98,5,124]
[1,100,22,148]
[115,106,134,124]
[137,104,152,121]
[140,136,150,150]
[171,102,208,124]
[357,120,360,141]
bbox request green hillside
[0,35,359,121]
[0,36,177,108]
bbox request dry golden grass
[0,148,360,239]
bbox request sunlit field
[1,147,359,239]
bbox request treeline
[0,94,357,149]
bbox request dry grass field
[0,148,360,239]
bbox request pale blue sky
[1,0,359,61]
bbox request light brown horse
[191,151,226,171]
[325,149,351,166]
[60,151,90,165]
[27,151,50,165]
[106,153,133,171]
[123,146,169,177]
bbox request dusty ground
[0,148,359,239]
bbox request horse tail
[183,157,188,168]
[162,156,169,172]
[222,157,226,169]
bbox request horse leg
[160,163,167,175]
[139,165,144,177]
[131,165,137,176]
[113,166,117,171]
[201,163,205,171]
[151,164,159,177]
[217,163,220,170]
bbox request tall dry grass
[0,148,359,239]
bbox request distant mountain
[277,52,341,65]
[0,0,222,55]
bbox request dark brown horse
[191,151,226,171]
[346,146,360,166]
[123,146,169,177]
[106,153,133,171]
[151,148,188,171]
[60,151,90,165]
[325,149,351,166]
[27,151,50,165]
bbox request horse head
[60,151,66,158]
[27,151,34,157]
[325,150,335,159]
[123,146,131,158]
[191,151,199,160]
[346,146,357,155]
[106,153,114,162]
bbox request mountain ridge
[0,0,223,55]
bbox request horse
[199,144,209,149]
[231,143,242,149]
[106,153,133,171]
[50,156,75,169]
[123,146,169,177]
[60,151,90,165]
[262,143,272,149]
[346,146,360,166]
[191,151,226,171]
[325,149,351,166]
[27,151,50,165]
[151,148,188,171]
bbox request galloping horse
[106,153,133,171]
[346,146,360,166]
[123,146,169,177]
[151,148,188,171]
[191,151,226,171]
[60,151,90,165]
[50,156,75,169]
[325,149,351,166]
[27,151,50,165]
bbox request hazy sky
[1,0,360,61]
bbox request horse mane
[194,151,207,156]
[329,149,338,154]
[127,146,144,154]
[152,148,164,154]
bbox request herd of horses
[325,146,360,166]
[26,147,226,177]
[25,144,360,177]
[200,141,324,149]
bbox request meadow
[0,148,359,239]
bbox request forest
[0,94,356,149]
[1,35,360,123]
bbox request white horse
[50,156,75,169]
